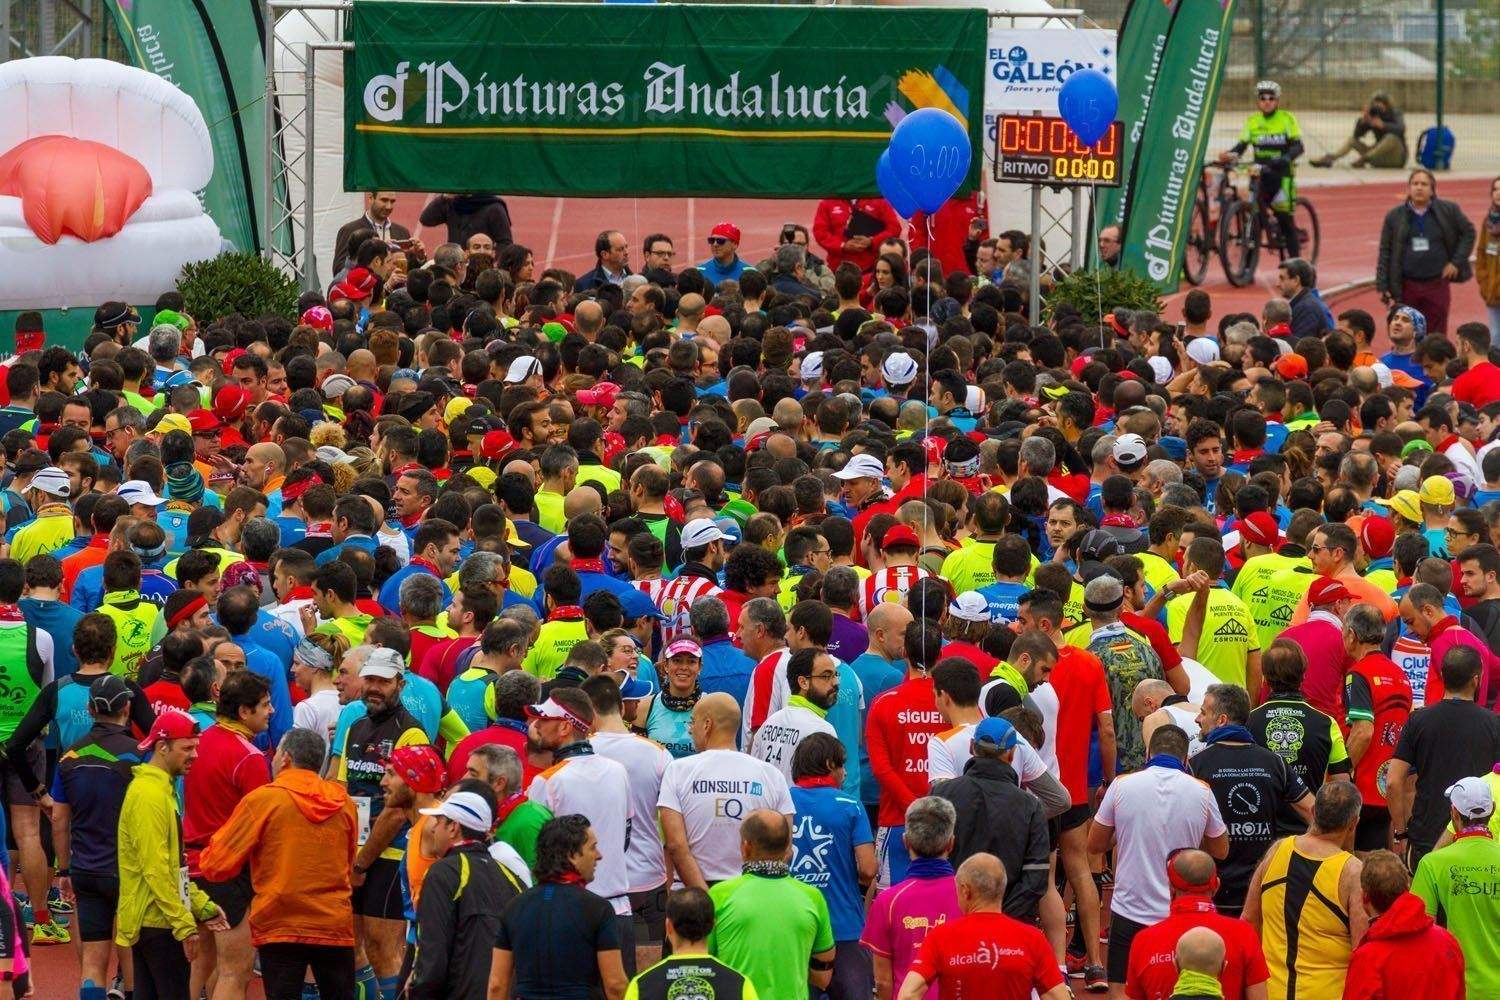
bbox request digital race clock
[993,114,1123,187]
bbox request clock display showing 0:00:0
[1052,156,1115,181]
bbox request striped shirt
[859,564,933,619]
[655,566,723,644]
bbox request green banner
[103,0,268,254]
[1091,0,1177,254]
[1118,0,1237,291]
[344,2,986,198]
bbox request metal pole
[1070,186,1085,271]
[1254,0,1266,80]
[1029,185,1042,324]
[303,46,317,292]
[1435,0,1446,151]
[263,0,276,261]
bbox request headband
[1167,856,1219,897]
[1083,591,1124,613]
[294,638,335,672]
[131,541,169,562]
[945,455,980,479]
[280,474,324,504]
[166,594,207,629]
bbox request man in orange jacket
[199,727,359,1000]
[1343,849,1464,1000]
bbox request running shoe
[1065,946,1088,976]
[30,918,70,946]
[108,976,126,1000]
[1084,964,1108,993]
[47,885,73,915]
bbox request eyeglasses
[810,671,840,682]
[648,248,676,258]
[1445,526,1475,537]
[707,236,730,245]
[1307,544,1328,554]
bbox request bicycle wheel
[1218,199,1260,287]
[1294,198,1321,266]
[1182,183,1213,286]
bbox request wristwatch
[1392,830,1408,841]
[353,862,370,875]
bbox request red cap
[1274,353,1309,380]
[1307,576,1354,607]
[576,382,620,408]
[922,437,946,466]
[300,305,334,331]
[1104,312,1130,338]
[663,492,686,525]
[222,348,248,377]
[1239,511,1281,549]
[389,745,446,794]
[213,385,252,424]
[480,429,518,462]
[710,222,741,243]
[138,709,199,753]
[1070,355,1091,378]
[745,431,773,453]
[331,267,377,302]
[15,331,43,354]
[881,524,920,551]
[1359,515,1395,559]
[187,409,221,433]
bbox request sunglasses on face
[707,237,729,245]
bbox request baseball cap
[214,385,253,424]
[1446,470,1477,505]
[300,305,334,331]
[709,222,741,243]
[680,517,729,550]
[480,429,519,462]
[1306,576,1354,607]
[1112,433,1148,469]
[1446,775,1495,821]
[949,591,990,623]
[524,697,593,731]
[618,674,653,699]
[1184,338,1220,365]
[152,309,191,331]
[882,352,919,386]
[137,710,198,753]
[359,647,406,679]
[664,637,704,659]
[94,302,140,330]
[419,790,494,831]
[745,416,778,439]
[973,717,1019,751]
[801,352,825,382]
[1239,511,1281,549]
[1078,529,1125,562]
[1419,474,1456,507]
[390,745,446,794]
[117,480,167,507]
[186,409,221,434]
[89,674,133,715]
[881,524,920,551]
[330,267,376,303]
[443,396,474,428]
[577,382,621,408]
[321,373,357,399]
[30,467,70,498]
[155,412,192,437]
[1359,515,1395,559]
[1274,353,1309,380]
[1147,356,1174,384]
[505,357,543,383]
[1372,489,1422,524]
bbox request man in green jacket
[116,710,227,999]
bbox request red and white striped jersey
[859,564,933,618]
[742,647,792,746]
[632,578,672,606]
[654,572,723,644]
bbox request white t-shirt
[488,840,533,888]
[292,688,342,758]
[657,748,795,883]
[527,750,634,914]
[750,704,836,786]
[925,722,1048,785]
[1093,766,1226,924]
[591,730,672,892]
[1028,683,1062,779]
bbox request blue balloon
[876,150,919,219]
[885,108,972,215]
[1057,68,1118,148]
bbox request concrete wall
[1219,77,1499,115]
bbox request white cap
[418,790,493,832]
[117,480,167,507]
[745,416,778,438]
[1147,356,1173,384]
[800,352,825,382]
[1371,362,1394,389]
[680,517,730,550]
[965,385,986,412]
[949,591,991,623]
[359,647,405,679]
[505,356,543,383]
[882,352,919,386]
[1447,775,1495,820]
[1112,433,1148,468]
[321,373,357,399]
[833,453,886,480]
[1184,337,1220,365]
[316,445,353,466]
[30,467,70,498]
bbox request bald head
[740,809,791,861]
[347,349,377,379]
[575,300,604,337]
[246,442,286,475]
[1168,849,1218,893]
[772,398,804,432]
[677,293,706,319]
[1175,927,1225,977]
[866,603,914,635]
[955,852,1007,912]
[693,692,741,748]
[699,315,731,346]
[1132,677,1177,719]
[563,486,603,519]
[502,459,536,485]
[767,433,799,460]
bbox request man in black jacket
[1376,168,1476,335]
[408,782,524,999]
[332,192,423,274]
[929,716,1050,922]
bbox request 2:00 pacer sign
[993,113,1122,187]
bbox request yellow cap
[1373,489,1422,524]
[155,413,192,437]
[444,396,473,427]
[1418,474,1455,508]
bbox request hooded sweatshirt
[1342,891,1465,1000]
[198,766,358,947]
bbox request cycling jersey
[1238,109,1303,167]
[339,704,429,861]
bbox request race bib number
[178,866,192,909]
[354,796,372,842]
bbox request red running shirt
[865,675,947,827]
[908,911,1064,1000]
[1049,646,1113,805]
[1124,896,1269,1000]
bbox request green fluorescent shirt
[1242,559,1314,651]
[1167,586,1260,688]
[940,540,997,595]
[1413,832,1500,997]
[522,618,589,680]
[709,873,833,1000]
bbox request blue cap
[713,516,742,546]
[973,717,1019,751]
[619,674,653,699]
[1158,436,1187,461]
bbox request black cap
[93,302,140,330]
[89,674,132,714]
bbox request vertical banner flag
[1118,0,1238,291]
[344,2,986,198]
[101,0,269,255]
[1090,0,1179,249]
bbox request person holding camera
[1311,92,1406,169]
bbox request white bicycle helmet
[1255,80,1281,98]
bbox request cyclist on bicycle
[1217,80,1303,257]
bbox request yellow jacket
[116,764,218,945]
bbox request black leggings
[260,942,357,1000]
[133,927,191,1000]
